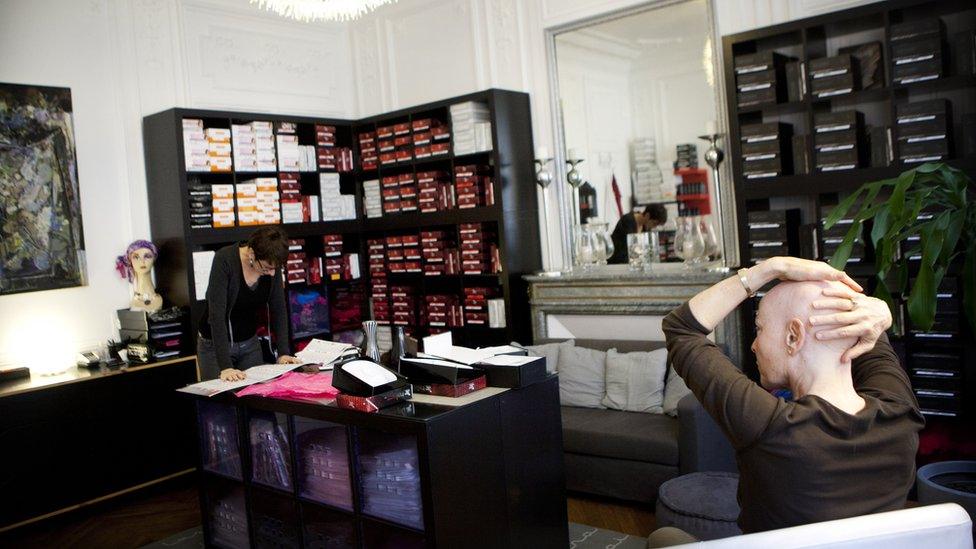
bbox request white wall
[0,0,355,368]
[0,0,886,368]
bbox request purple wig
[115,239,158,282]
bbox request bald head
[759,280,857,355]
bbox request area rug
[142,523,645,548]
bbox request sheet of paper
[177,363,298,397]
[296,338,354,365]
[343,360,397,387]
[479,354,538,366]
[476,345,526,356]
[401,357,475,370]
[422,331,454,358]
[192,250,215,298]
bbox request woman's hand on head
[277,355,302,365]
[809,287,892,362]
[765,257,863,293]
[220,368,246,381]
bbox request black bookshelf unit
[143,89,540,351]
[188,376,567,548]
[723,0,975,429]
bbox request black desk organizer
[190,374,567,548]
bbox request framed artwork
[0,83,87,295]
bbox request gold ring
[850,297,857,310]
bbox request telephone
[76,351,100,368]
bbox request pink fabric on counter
[235,371,340,400]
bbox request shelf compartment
[295,417,354,511]
[203,476,249,549]
[300,502,359,548]
[198,400,242,480]
[248,410,293,491]
[361,516,426,549]
[249,486,302,549]
[355,428,424,531]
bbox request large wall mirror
[548,0,735,267]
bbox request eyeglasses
[254,260,277,275]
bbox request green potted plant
[823,162,975,335]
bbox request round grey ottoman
[655,472,742,541]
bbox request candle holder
[565,157,585,268]
[698,133,730,272]
[534,157,561,276]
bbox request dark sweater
[199,243,290,371]
[662,302,924,533]
[608,213,639,264]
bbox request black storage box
[890,18,944,43]
[811,72,857,97]
[477,356,547,389]
[737,87,780,108]
[741,122,791,142]
[734,51,789,74]
[814,129,858,151]
[814,111,863,134]
[867,126,891,168]
[953,30,976,76]
[748,208,800,226]
[785,61,806,101]
[809,54,854,78]
[749,243,791,262]
[742,138,790,160]
[900,138,949,163]
[792,134,811,175]
[838,42,883,90]
[398,357,485,385]
[891,36,942,65]
[892,55,943,84]
[816,147,860,171]
[743,156,788,178]
[332,359,410,397]
[748,225,789,242]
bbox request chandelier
[250,0,398,22]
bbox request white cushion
[663,365,692,417]
[557,346,607,409]
[517,340,574,374]
[668,503,973,549]
[601,348,667,413]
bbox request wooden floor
[0,478,655,548]
[567,493,657,538]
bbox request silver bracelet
[737,268,756,297]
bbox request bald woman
[661,256,923,535]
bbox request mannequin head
[115,239,158,282]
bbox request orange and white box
[259,212,281,224]
[211,184,234,199]
[213,212,236,228]
[238,211,259,226]
[212,198,236,213]
[236,197,257,212]
[204,128,231,142]
[207,142,232,156]
[255,177,278,191]
[208,157,232,172]
[235,183,257,197]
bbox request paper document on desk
[478,354,536,366]
[177,363,299,397]
[296,338,356,369]
[421,333,526,366]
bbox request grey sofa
[541,338,736,503]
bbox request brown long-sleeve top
[663,302,924,533]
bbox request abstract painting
[0,83,86,295]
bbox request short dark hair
[247,226,289,267]
[643,204,667,224]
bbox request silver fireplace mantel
[524,264,744,368]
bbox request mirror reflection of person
[607,204,667,264]
[115,239,163,312]
[198,226,301,381]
